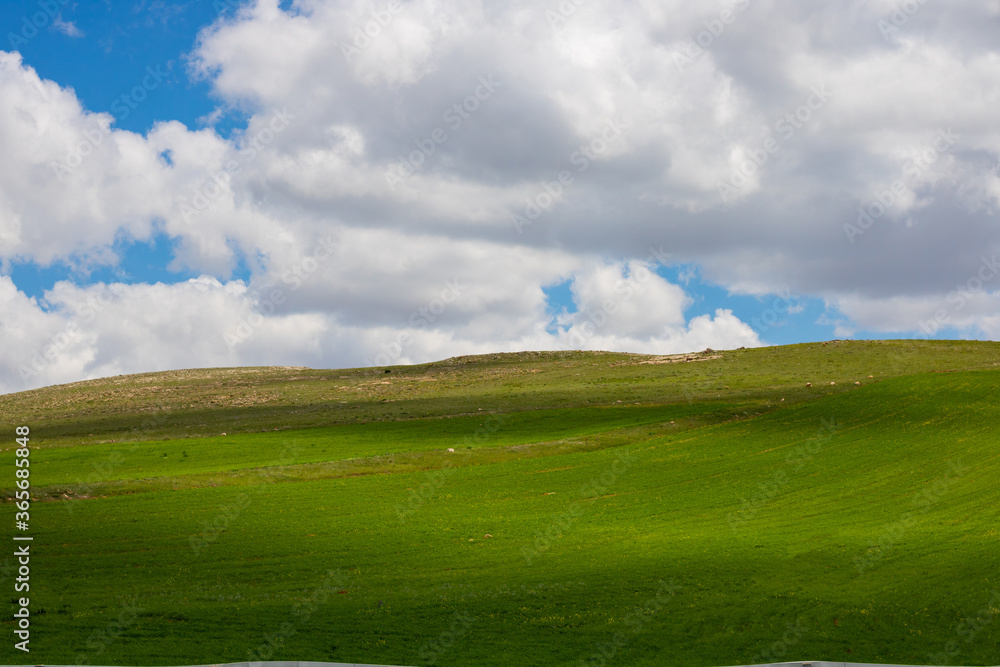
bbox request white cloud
[1,257,760,394]
[549,261,760,353]
[52,16,84,38]
[2,276,332,394]
[5,0,1000,391]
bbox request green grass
[2,341,1000,666]
[24,402,750,488]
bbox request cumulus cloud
[3,0,1000,391]
[3,276,328,393]
[0,51,160,265]
[0,258,761,394]
[548,260,760,353]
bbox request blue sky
[541,266,834,347]
[3,1,836,336]
[4,0,254,299]
[1,0,998,392]
[6,1,223,134]
[3,0,841,334]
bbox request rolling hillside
[1,340,999,666]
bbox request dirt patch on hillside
[619,352,722,366]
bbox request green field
[2,340,1000,666]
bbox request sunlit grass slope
[1,340,999,666]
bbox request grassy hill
[2,340,999,666]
